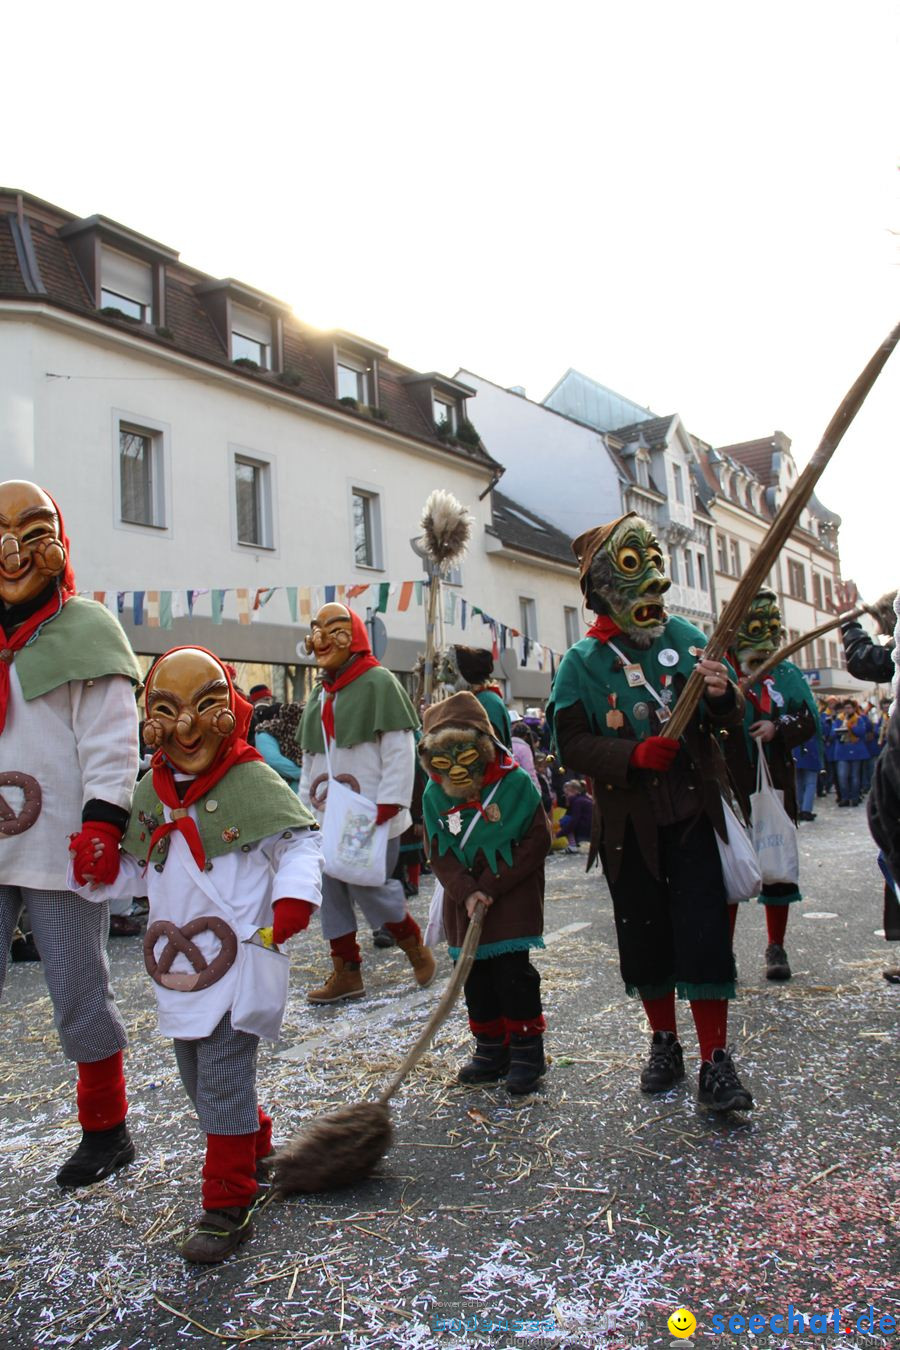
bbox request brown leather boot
[307,957,365,1004]
[397,937,436,988]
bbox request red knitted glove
[630,736,679,772]
[272,898,316,945]
[69,821,123,885]
[375,803,402,825]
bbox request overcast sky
[6,1,899,598]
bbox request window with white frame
[233,454,274,548]
[812,571,823,609]
[519,597,537,639]
[231,304,272,369]
[564,605,581,647]
[101,247,153,322]
[336,351,370,404]
[433,393,458,433]
[729,538,741,576]
[118,423,165,527]
[787,558,807,601]
[697,551,708,591]
[351,487,382,569]
[673,463,685,505]
[683,548,694,588]
[669,550,679,584]
[716,534,728,574]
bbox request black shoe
[372,926,396,949]
[56,1122,135,1188]
[10,932,40,962]
[883,968,900,984]
[838,799,849,807]
[505,1035,546,1096]
[458,1035,510,1085]
[765,943,792,981]
[181,1206,253,1264]
[640,1030,685,1093]
[797,811,817,822]
[109,914,141,937]
[698,1049,753,1112]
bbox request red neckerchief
[144,654,262,871]
[730,652,772,716]
[586,615,623,643]
[0,586,65,734]
[435,753,515,820]
[472,681,504,697]
[320,611,380,744]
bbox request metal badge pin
[658,648,679,667]
[448,812,462,835]
[633,701,650,720]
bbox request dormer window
[336,350,371,404]
[433,393,458,433]
[231,304,272,369]
[100,247,153,322]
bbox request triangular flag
[132,592,144,626]
[236,588,251,625]
[286,587,298,623]
[347,583,369,600]
[397,581,414,612]
[211,590,225,624]
[159,592,173,630]
[376,582,390,613]
[414,581,424,606]
[299,587,311,623]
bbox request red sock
[77,1051,127,1131]
[255,1106,272,1160]
[641,991,677,1036]
[765,905,789,947]
[728,904,739,941]
[690,999,728,1063]
[384,913,421,944]
[407,863,420,888]
[504,1014,546,1037]
[330,932,361,965]
[469,1016,506,1038]
[202,1132,258,1210]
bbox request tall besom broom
[272,489,476,1196]
[271,902,487,1195]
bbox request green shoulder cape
[547,614,718,747]
[299,664,419,753]
[122,760,317,867]
[423,764,541,874]
[15,597,142,699]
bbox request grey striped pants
[320,835,407,940]
[0,885,128,1062]
[173,1013,260,1135]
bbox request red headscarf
[320,609,380,744]
[144,646,262,870]
[0,489,76,735]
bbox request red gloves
[375,803,402,825]
[69,821,123,885]
[272,898,316,945]
[630,736,679,772]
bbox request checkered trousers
[0,885,128,1062]
[173,1013,260,1135]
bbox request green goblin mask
[419,728,496,800]
[586,517,671,649]
[734,588,783,676]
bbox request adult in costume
[0,480,141,1186]
[721,589,819,981]
[547,513,753,1111]
[454,645,512,748]
[420,692,551,1094]
[73,647,323,1262]
[298,604,435,1001]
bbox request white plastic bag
[320,775,389,887]
[715,796,762,902]
[750,753,799,886]
[231,938,291,1042]
[424,880,445,947]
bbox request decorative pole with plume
[416,490,473,706]
[664,321,900,741]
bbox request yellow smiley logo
[667,1307,697,1339]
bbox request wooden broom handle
[664,321,900,742]
[377,900,487,1105]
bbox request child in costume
[548,513,754,1112]
[721,588,820,981]
[0,479,141,1188]
[72,646,323,1263]
[298,604,434,1002]
[419,691,551,1095]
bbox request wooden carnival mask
[305,603,354,673]
[143,648,236,774]
[734,588,783,677]
[419,727,497,799]
[584,516,671,649]
[0,480,68,607]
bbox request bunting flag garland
[77,578,570,667]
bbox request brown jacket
[427,806,551,950]
[554,683,744,883]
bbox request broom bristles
[420,489,473,570]
[272,1101,392,1196]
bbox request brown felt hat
[421,690,494,740]
[571,512,637,593]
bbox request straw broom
[418,490,473,706]
[272,903,486,1195]
[664,321,900,741]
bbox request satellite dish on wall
[498,647,519,679]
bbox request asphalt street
[0,796,896,1349]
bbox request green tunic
[299,665,418,753]
[15,597,141,699]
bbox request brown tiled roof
[0,189,500,474]
[489,491,576,566]
[606,414,676,449]
[717,434,790,486]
